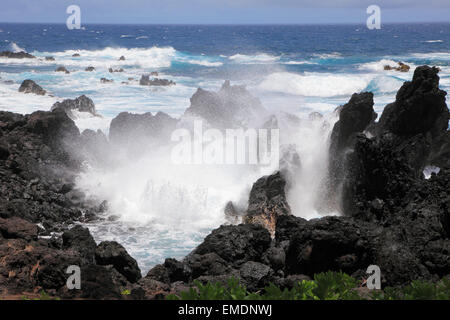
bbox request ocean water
[0,23,449,273]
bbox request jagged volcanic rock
[51,95,98,119]
[109,110,177,153]
[18,80,46,96]
[244,171,292,237]
[184,80,267,128]
[0,51,35,59]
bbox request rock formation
[0,51,35,59]
[51,95,98,119]
[18,80,46,96]
[139,75,175,86]
[184,80,267,128]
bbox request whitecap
[9,42,25,53]
[229,53,280,64]
[258,72,373,97]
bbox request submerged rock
[139,75,175,86]
[100,77,113,83]
[55,66,70,74]
[384,61,410,72]
[18,80,46,96]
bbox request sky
[0,0,449,24]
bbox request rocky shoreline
[0,65,449,299]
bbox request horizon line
[0,21,449,26]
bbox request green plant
[121,289,131,296]
[166,272,450,301]
[21,290,60,301]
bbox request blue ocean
[0,23,449,272]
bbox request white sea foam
[258,72,373,97]
[425,40,444,43]
[229,53,280,64]
[312,52,342,59]
[283,60,318,65]
[9,42,25,53]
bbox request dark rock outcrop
[244,171,291,237]
[0,51,35,59]
[100,78,113,83]
[330,92,376,155]
[192,224,271,267]
[51,95,98,119]
[184,80,267,128]
[95,241,142,283]
[55,66,70,74]
[62,225,97,264]
[375,66,449,171]
[384,61,410,72]
[0,217,38,241]
[18,80,46,96]
[109,111,177,151]
[84,66,95,72]
[139,75,175,86]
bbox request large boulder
[244,171,291,237]
[25,109,80,153]
[184,253,232,280]
[62,225,97,264]
[18,80,46,96]
[283,216,375,277]
[192,224,271,267]
[95,241,142,283]
[0,217,37,241]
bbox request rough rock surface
[139,75,175,86]
[375,66,449,170]
[244,171,291,237]
[0,51,35,59]
[184,80,267,128]
[0,65,449,299]
[51,95,98,119]
[18,80,46,96]
[95,241,142,283]
[109,111,177,152]
[55,66,70,74]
